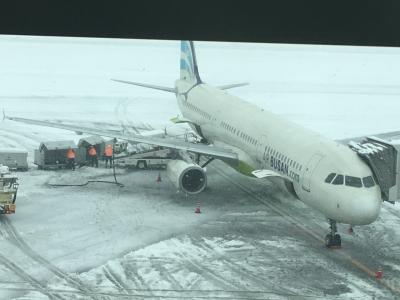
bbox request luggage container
[78,136,105,163]
[34,140,81,170]
[0,149,28,171]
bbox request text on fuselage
[270,156,300,183]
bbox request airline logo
[270,155,300,183]
[270,156,288,175]
[180,41,195,81]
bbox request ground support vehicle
[0,166,18,214]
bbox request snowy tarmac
[0,36,399,299]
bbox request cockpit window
[332,174,344,185]
[325,173,336,183]
[345,176,362,188]
[362,176,375,188]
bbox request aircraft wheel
[325,234,333,247]
[325,233,341,247]
[334,234,341,247]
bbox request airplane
[5,40,387,248]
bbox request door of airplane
[302,153,324,192]
[257,135,269,167]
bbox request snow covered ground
[0,35,399,299]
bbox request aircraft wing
[337,130,400,145]
[5,115,238,162]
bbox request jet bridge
[348,136,400,204]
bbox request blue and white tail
[180,41,202,83]
[112,40,248,93]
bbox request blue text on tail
[180,41,202,83]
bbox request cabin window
[325,173,336,183]
[332,174,344,185]
[362,176,375,188]
[345,176,362,188]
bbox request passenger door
[302,153,324,192]
[256,135,269,167]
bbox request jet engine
[166,160,207,195]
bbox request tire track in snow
[0,133,30,151]
[191,237,300,297]
[120,259,156,298]
[102,264,131,295]
[0,128,42,148]
[0,216,107,300]
[382,204,400,220]
[148,258,183,290]
[167,238,246,292]
[0,252,65,300]
[114,99,140,135]
[211,162,400,297]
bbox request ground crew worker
[66,147,76,170]
[88,145,98,167]
[104,144,113,168]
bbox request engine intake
[166,160,207,194]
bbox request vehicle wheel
[325,234,333,247]
[137,161,147,169]
[334,234,341,247]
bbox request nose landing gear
[325,219,341,248]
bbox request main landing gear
[325,219,341,248]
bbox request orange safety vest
[66,148,75,159]
[104,146,113,157]
[88,147,97,156]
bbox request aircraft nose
[354,196,381,225]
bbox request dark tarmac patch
[323,283,351,296]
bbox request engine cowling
[166,160,207,195]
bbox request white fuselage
[175,80,382,225]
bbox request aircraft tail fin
[180,41,202,84]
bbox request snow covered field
[0,35,399,299]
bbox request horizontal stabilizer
[217,82,249,90]
[252,169,282,179]
[111,79,176,93]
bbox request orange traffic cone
[156,173,162,182]
[375,267,383,279]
